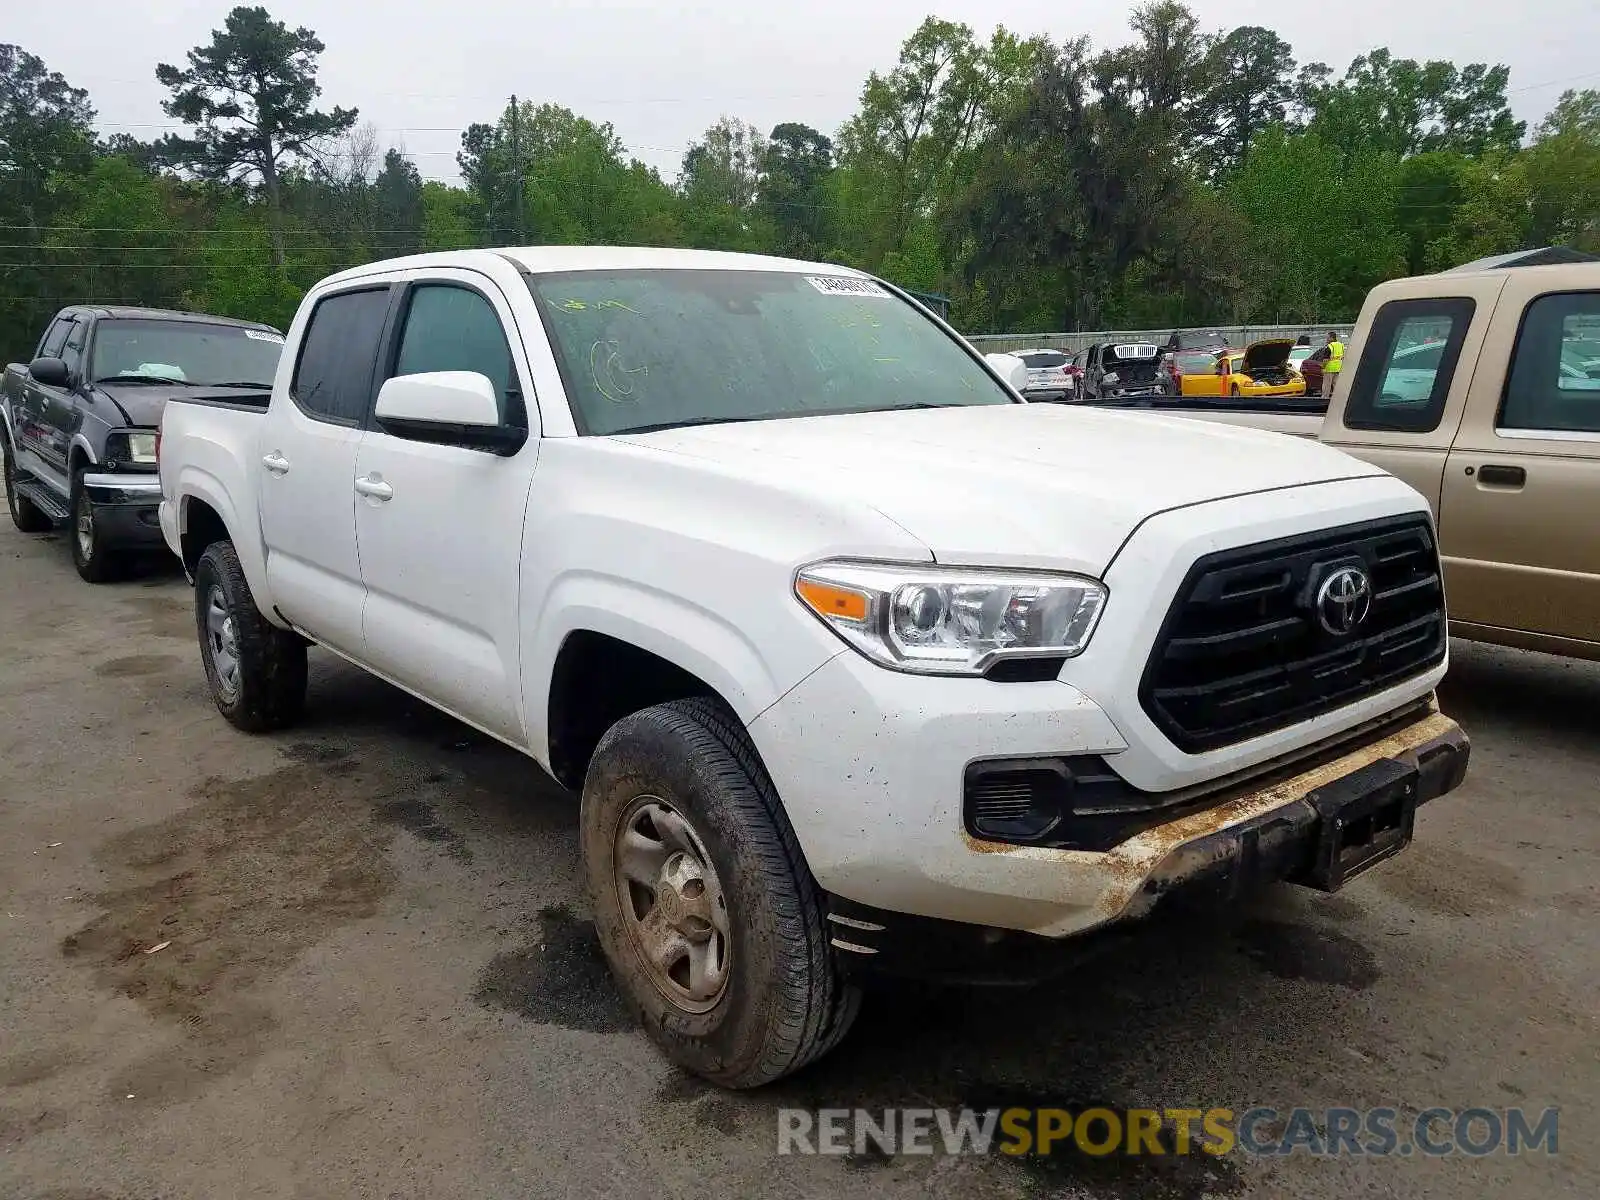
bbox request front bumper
[81,471,164,546]
[751,638,1464,941]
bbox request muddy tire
[194,540,307,732]
[581,696,860,1088]
[3,435,52,534]
[70,472,122,583]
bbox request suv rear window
[1017,351,1066,368]
[1343,298,1476,433]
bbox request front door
[1441,285,1600,645]
[17,316,75,479]
[353,270,538,742]
[257,284,393,652]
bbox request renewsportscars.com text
[776,1106,1560,1159]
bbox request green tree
[156,5,357,269]
[1192,26,1297,177]
[679,117,770,249]
[0,44,96,356]
[1525,89,1600,252]
[759,123,834,256]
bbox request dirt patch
[93,654,183,679]
[1234,919,1380,990]
[473,904,631,1034]
[1371,842,1525,919]
[0,1048,78,1089]
[59,760,403,1104]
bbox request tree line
[3,3,1598,361]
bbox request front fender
[521,571,836,769]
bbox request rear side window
[1343,298,1475,433]
[391,284,517,421]
[1499,291,1600,435]
[290,288,391,424]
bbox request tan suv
[1127,263,1600,661]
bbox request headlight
[795,561,1107,675]
[1102,371,1120,384]
[104,430,158,468]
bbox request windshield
[1174,351,1217,373]
[525,269,1014,435]
[91,319,284,386]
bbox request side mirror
[984,352,1030,394]
[373,371,527,454]
[28,356,71,388]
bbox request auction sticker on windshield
[806,276,889,298]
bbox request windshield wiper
[197,380,275,389]
[614,414,784,435]
[94,374,188,386]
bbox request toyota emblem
[1315,566,1373,636]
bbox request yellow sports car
[1175,338,1306,399]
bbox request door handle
[354,475,394,501]
[261,451,290,475]
[1474,464,1526,489]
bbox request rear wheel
[70,471,122,583]
[3,436,51,534]
[194,540,307,732]
[582,697,860,1088]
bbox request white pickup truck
[158,247,1469,1087]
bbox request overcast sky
[13,0,1600,183]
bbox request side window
[390,284,518,422]
[290,287,392,424]
[1343,297,1476,433]
[1499,291,1600,435]
[58,319,89,378]
[37,317,73,359]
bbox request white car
[1011,348,1075,399]
[157,247,1469,1088]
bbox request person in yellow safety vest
[1323,331,1345,397]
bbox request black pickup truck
[2,306,282,581]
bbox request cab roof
[321,246,870,287]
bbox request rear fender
[175,468,278,626]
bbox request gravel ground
[1,517,1594,1200]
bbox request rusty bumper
[829,708,1469,985]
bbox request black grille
[1140,515,1446,753]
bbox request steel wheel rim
[612,794,732,1013]
[205,584,241,701]
[75,492,95,559]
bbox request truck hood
[92,382,270,428]
[615,404,1384,574]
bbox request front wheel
[71,472,122,583]
[581,697,860,1088]
[194,540,307,732]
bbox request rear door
[258,283,394,652]
[1324,276,1505,513]
[352,267,540,742]
[1440,283,1600,643]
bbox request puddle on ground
[1234,919,1380,990]
[377,798,472,863]
[472,904,631,1034]
[94,653,183,678]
